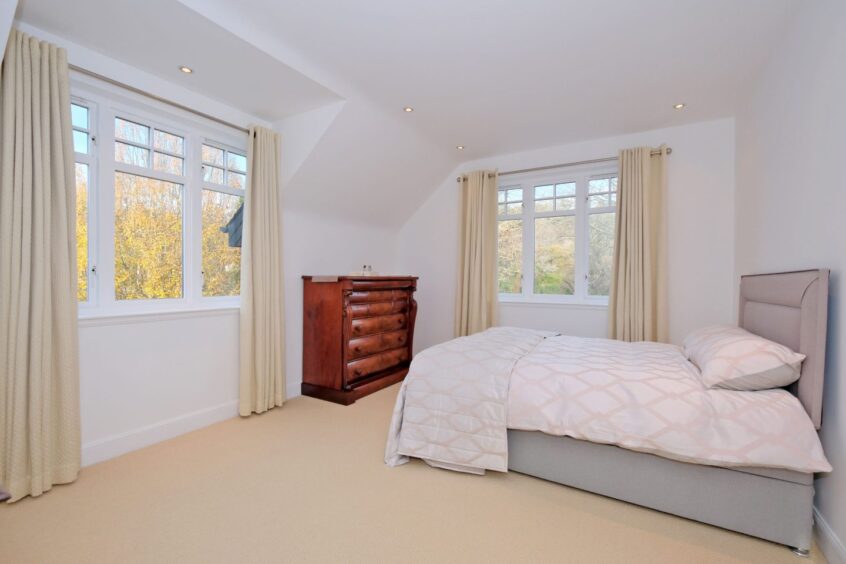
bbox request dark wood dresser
[301,276,418,405]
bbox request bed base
[508,430,814,553]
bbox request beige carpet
[0,385,826,564]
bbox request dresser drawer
[348,330,408,360]
[349,290,408,303]
[350,314,407,337]
[346,348,409,384]
[347,301,407,319]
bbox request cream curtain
[0,29,80,501]
[608,145,668,342]
[239,126,286,416]
[454,170,499,337]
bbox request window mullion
[523,183,533,299]
[99,106,118,311]
[575,176,588,300]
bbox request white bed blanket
[386,328,831,474]
[385,327,554,472]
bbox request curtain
[608,145,668,342]
[239,126,285,416]
[454,170,499,337]
[0,29,80,501]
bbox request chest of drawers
[301,276,418,405]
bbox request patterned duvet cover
[386,327,831,475]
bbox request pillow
[683,325,806,391]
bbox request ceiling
[14,0,341,121]
[175,0,797,158]
[13,0,799,227]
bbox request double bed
[385,270,831,555]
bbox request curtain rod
[455,147,672,182]
[69,64,251,135]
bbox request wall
[734,1,846,561]
[399,118,737,352]
[0,1,15,59]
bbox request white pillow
[683,325,806,391]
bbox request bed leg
[790,547,810,558]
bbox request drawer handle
[353,326,361,333]
[354,368,363,376]
[354,346,362,353]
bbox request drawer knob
[354,346,362,353]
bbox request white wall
[0,0,16,59]
[734,1,846,561]
[400,118,737,352]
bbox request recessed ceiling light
[456,145,464,150]
[179,66,194,74]
[673,103,686,110]
[403,106,414,112]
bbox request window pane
[555,183,576,197]
[498,191,505,203]
[589,212,616,296]
[75,163,89,301]
[555,197,575,211]
[153,152,184,175]
[610,177,618,191]
[73,130,88,154]
[498,219,522,294]
[115,142,150,168]
[154,130,184,155]
[227,172,246,190]
[71,104,88,129]
[114,172,183,300]
[589,178,610,194]
[202,191,242,297]
[203,165,224,184]
[115,118,150,145]
[534,185,554,199]
[506,188,522,202]
[498,203,506,216]
[535,199,553,212]
[534,216,575,295]
[202,144,225,166]
[227,152,247,173]
[589,194,610,208]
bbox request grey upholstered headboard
[738,269,830,429]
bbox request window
[201,144,246,297]
[72,102,94,303]
[497,169,618,304]
[113,115,186,301]
[71,86,247,315]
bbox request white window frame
[71,78,247,318]
[199,141,247,305]
[72,96,98,312]
[497,164,618,306]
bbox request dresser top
[302,275,418,281]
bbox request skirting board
[81,400,239,466]
[815,507,846,564]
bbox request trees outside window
[497,171,617,304]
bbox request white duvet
[386,327,831,475]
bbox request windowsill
[78,305,239,327]
[498,298,608,310]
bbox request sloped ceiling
[14,0,799,227]
[179,0,797,227]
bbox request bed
[385,269,830,555]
